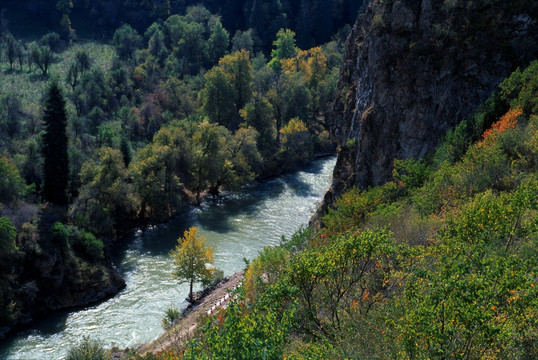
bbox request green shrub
[392,157,430,190]
[66,336,106,360]
[400,183,538,359]
[280,226,313,252]
[0,157,27,205]
[431,93,506,168]
[245,246,290,298]
[161,307,181,330]
[78,231,104,260]
[183,297,295,359]
[413,138,511,216]
[500,60,538,115]
[322,181,399,235]
[50,222,70,249]
[0,217,17,256]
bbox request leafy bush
[392,157,430,190]
[244,246,290,298]
[431,93,506,167]
[66,336,106,360]
[50,222,70,249]
[500,60,538,115]
[78,231,104,260]
[0,157,27,205]
[0,217,17,256]
[183,298,295,360]
[290,228,406,338]
[161,307,181,330]
[280,226,313,253]
[400,183,538,359]
[322,181,399,236]
[40,32,61,52]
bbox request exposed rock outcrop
[324,0,538,207]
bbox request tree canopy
[170,226,215,303]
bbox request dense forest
[0,0,366,337]
[2,0,364,50]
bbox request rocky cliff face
[324,0,537,207]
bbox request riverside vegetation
[0,0,363,338]
[108,59,536,359]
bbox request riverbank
[1,156,336,359]
[134,271,244,357]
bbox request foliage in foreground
[66,336,107,360]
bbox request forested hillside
[2,0,365,50]
[132,58,538,360]
[0,1,351,338]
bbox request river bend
[0,157,335,359]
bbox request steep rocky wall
[323,0,538,207]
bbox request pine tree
[119,136,132,168]
[42,80,69,205]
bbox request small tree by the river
[170,226,215,303]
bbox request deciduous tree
[0,217,16,255]
[170,226,215,303]
[32,45,53,75]
[0,157,26,205]
[112,24,141,60]
[240,92,276,159]
[208,20,229,65]
[268,29,298,71]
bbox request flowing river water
[0,157,336,360]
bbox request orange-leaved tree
[480,106,522,146]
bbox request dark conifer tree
[42,80,69,205]
[120,136,132,168]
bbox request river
[0,157,336,360]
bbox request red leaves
[480,106,522,146]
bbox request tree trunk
[189,279,194,303]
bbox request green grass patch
[0,41,115,110]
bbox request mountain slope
[325,0,537,206]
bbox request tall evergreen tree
[42,80,69,205]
